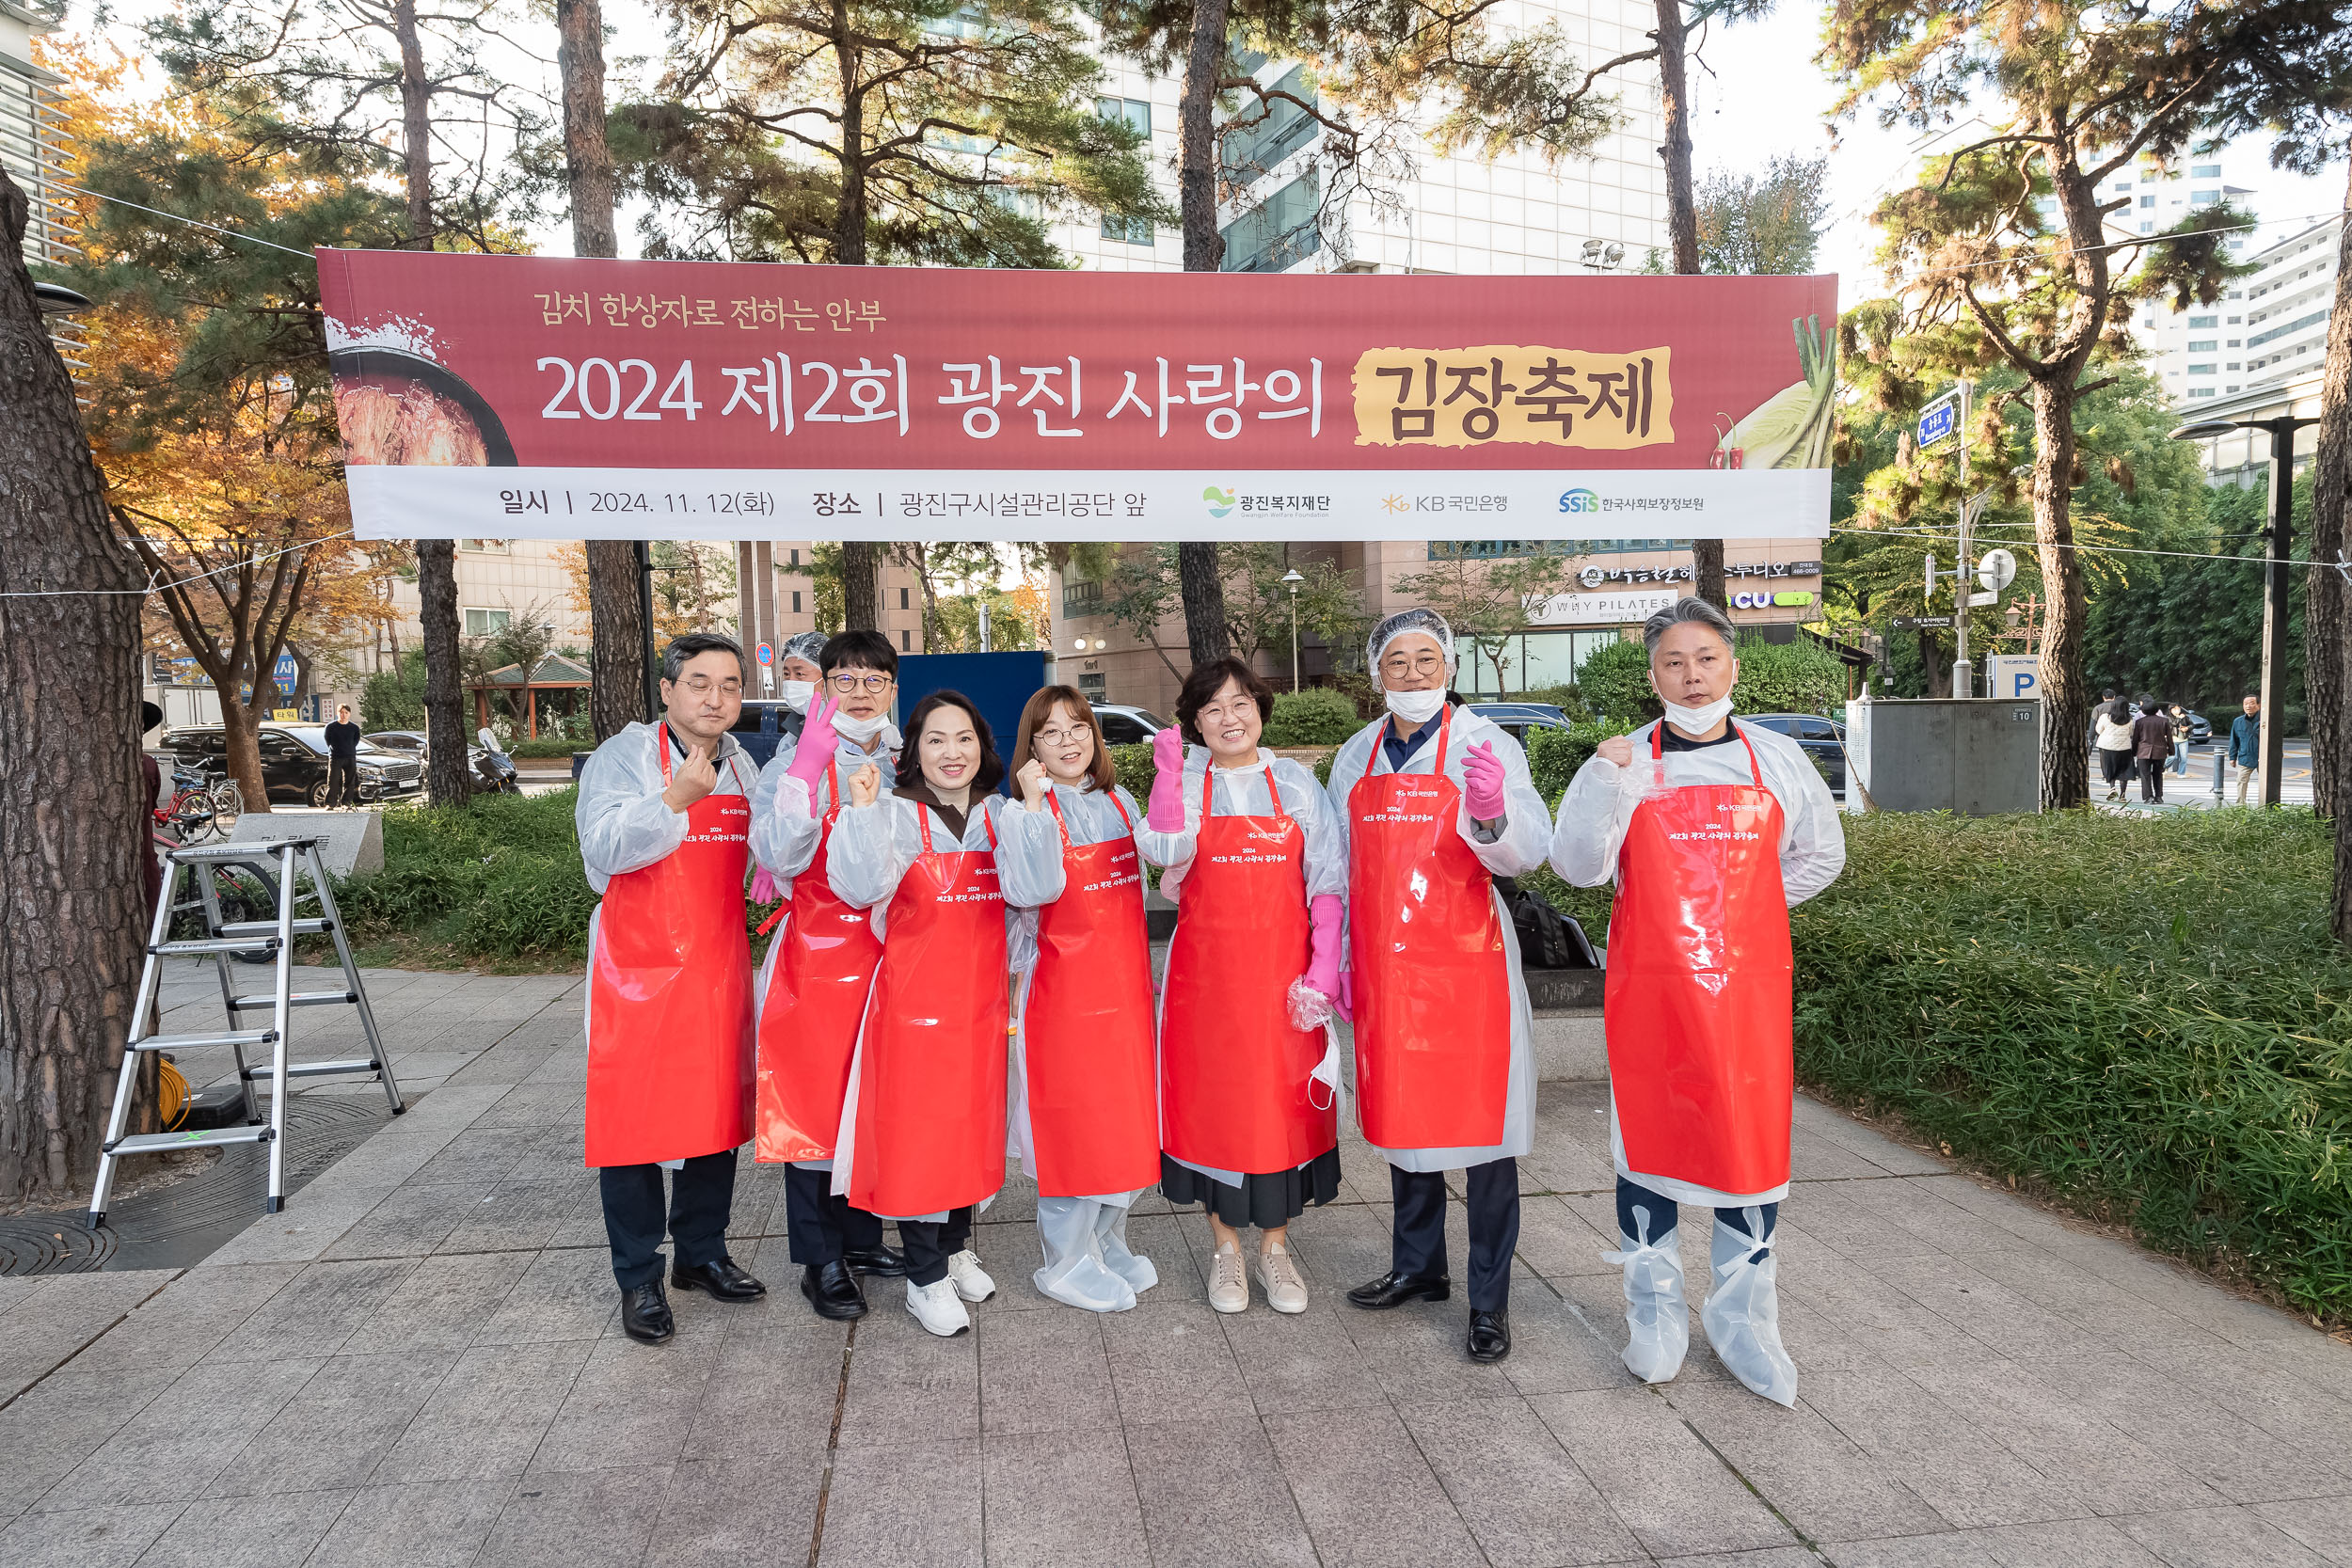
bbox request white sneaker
[1256,1241,1309,1314]
[906,1276,971,1337]
[1207,1241,1248,1313]
[946,1249,995,1303]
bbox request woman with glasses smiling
[993,686,1161,1312]
[748,630,910,1322]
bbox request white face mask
[831,707,901,752]
[779,679,815,713]
[1383,687,1447,724]
[1659,695,1735,735]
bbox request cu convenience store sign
[318,251,1836,543]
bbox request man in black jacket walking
[324,705,362,808]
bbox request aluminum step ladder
[87,835,404,1227]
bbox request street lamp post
[2171,415,2320,807]
[1280,569,1304,692]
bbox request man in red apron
[1328,610,1552,1364]
[1549,596,1845,1405]
[577,632,768,1344]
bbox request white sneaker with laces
[946,1248,995,1303]
[1207,1241,1249,1313]
[906,1276,971,1337]
[1256,1241,1309,1314]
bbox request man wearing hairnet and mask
[577,632,769,1344]
[1549,595,1844,1405]
[1327,609,1550,1363]
[771,630,828,739]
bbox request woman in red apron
[1143,658,1345,1317]
[997,687,1162,1313]
[576,633,770,1344]
[1549,598,1846,1406]
[1326,610,1553,1365]
[748,639,911,1323]
[825,689,1015,1338]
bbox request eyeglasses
[827,673,894,694]
[1036,726,1090,746]
[1381,653,1445,678]
[675,676,743,697]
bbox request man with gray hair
[1549,595,1844,1405]
[577,631,770,1343]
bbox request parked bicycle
[156,764,244,844]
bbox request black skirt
[2100,748,2134,784]
[1160,1148,1343,1229]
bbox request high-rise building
[0,0,72,270]
[2111,144,2266,404]
[2234,215,2342,397]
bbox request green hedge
[1566,629,1846,723]
[332,789,598,961]
[1526,718,1634,806]
[1263,688,1364,747]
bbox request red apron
[1604,722,1793,1195]
[844,806,1010,1217]
[1347,707,1513,1150]
[585,733,755,1167]
[1160,768,1335,1175]
[1022,791,1160,1197]
[754,758,885,1164]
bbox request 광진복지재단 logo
[1203,485,1237,517]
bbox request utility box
[1846,697,2042,815]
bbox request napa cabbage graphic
[1202,485,1236,517]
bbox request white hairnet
[1367,608,1455,684]
[780,631,828,665]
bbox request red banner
[318,251,1836,540]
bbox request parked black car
[164,724,423,806]
[1740,712,1848,798]
[1466,702,1573,750]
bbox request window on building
[2186,340,2217,352]
[792,591,803,613]
[2187,387,2217,398]
[463,607,512,637]
[2187,315,2217,327]
[2227,339,2240,347]
[2191,190,2221,206]
[1075,672,1108,701]
[1063,578,1103,612]
[458,539,511,553]
[789,548,801,566]
[899,628,912,651]
[1221,66,1318,188]
[2191,164,2221,179]
[2139,194,2155,208]
[2226,362,2240,371]
[1220,170,1320,274]
[2186,364,2217,375]
[2139,222,2154,234]
[1101,214,1155,245]
[898,587,910,610]
[2111,181,2133,192]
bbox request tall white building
[0,0,72,273]
[2236,215,2342,396]
[2108,145,2261,404]
[1046,0,1671,277]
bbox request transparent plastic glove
[1305,894,1343,1006]
[749,865,780,905]
[784,693,842,808]
[1287,974,1335,1032]
[1463,738,1508,820]
[1147,726,1186,832]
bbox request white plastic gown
[745,739,899,1174]
[1548,718,1846,1208]
[576,722,761,1166]
[995,782,1161,1310]
[1325,708,1550,1173]
[824,789,1026,1221]
[1136,747,1345,1187]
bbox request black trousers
[599,1149,737,1290]
[2138,755,2166,802]
[1391,1159,1520,1312]
[783,1162,884,1267]
[325,754,361,806]
[898,1207,974,1289]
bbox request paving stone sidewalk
[5,965,2352,1568]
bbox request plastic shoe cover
[1601,1210,1689,1384]
[1701,1210,1797,1408]
[1092,1200,1159,1294]
[946,1248,996,1304]
[1033,1197,1137,1313]
[906,1276,971,1337]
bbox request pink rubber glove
[1463,739,1508,821]
[1305,894,1344,1010]
[1337,968,1354,1024]
[749,866,780,904]
[784,694,841,809]
[1147,725,1186,832]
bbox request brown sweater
[2131,713,2175,761]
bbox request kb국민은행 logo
[1558,487,1600,515]
[1202,485,1236,517]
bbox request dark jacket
[2230,712,2261,768]
[2131,713,2174,761]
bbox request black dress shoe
[1467,1309,1511,1363]
[843,1243,909,1278]
[672,1258,767,1302]
[1345,1271,1453,1309]
[621,1281,674,1343]
[800,1259,869,1321]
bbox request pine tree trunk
[2029,386,2090,809]
[1179,543,1231,664]
[392,0,435,246]
[2308,163,2351,835]
[587,547,645,739]
[841,541,881,631]
[1653,0,1724,612]
[418,541,472,803]
[1178,0,1232,272]
[833,0,866,265]
[0,164,151,1203]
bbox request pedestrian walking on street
[2094,690,2136,801]
[2230,694,2262,805]
[576,633,768,1344]
[2168,704,2193,777]
[323,705,362,808]
[2132,697,2172,805]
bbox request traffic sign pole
[1952,380,1974,699]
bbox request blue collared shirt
[1380,710,1444,772]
